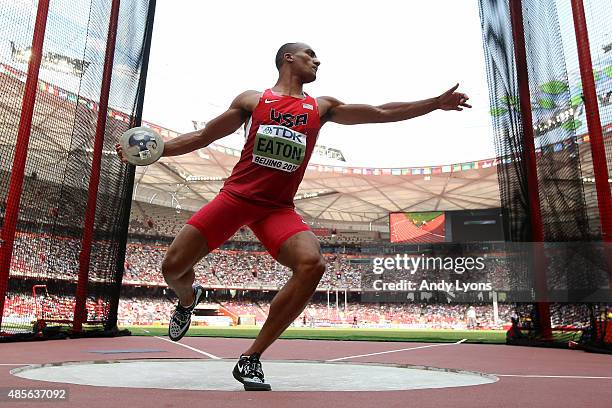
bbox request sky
[141,0,496,167]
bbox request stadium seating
[4,231,593,331]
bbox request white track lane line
[154,336,221,360]
[326,339,467,362]
[495,374,612,380]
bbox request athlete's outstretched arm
[115,90,260,161]
[318,84,471,125]
[161,90,260,157]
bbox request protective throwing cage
[479,0,611,351]
[0,0,155,339]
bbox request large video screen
[390,209,504,243]
[389,212,446,243]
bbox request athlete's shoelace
[245,357,264,381]
[172,306,191,324]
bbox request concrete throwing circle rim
[12,358,498,392]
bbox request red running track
[1,335,611,408]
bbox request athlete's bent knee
[161,253,185,280]
[296,254,326,280]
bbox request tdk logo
[260,125,305,144]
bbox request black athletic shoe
[232,353,272,391]
[168,284,205,341]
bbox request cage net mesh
[479,0,611,350]
[0,0,151,338]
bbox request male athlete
[116,42,471,391]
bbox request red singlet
[222,89,321,207]
[187,90,321,257]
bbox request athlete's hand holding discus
[115,126,164,166]
[114,90,259,166]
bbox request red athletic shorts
[186,191,310,259]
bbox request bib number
[252,125,307,172]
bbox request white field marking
[133,327,150,334]
[154,336,221,360]
[495,374,612,380]
[326,339,467,362]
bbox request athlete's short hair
[275,43,303,70]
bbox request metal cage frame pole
[73,0,122,332]
[508,0,552,339]
[570,0,612,244]
[106,0,157,330]
[0,0,51,326]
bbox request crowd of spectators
[123,245,367,290]
[3,229,603,332]
[115,298,514,329]
[299,302,515,329]
[10,233,80,280]
[6,234,577,295]
[129,203,192,237]
[221,300,269,321]
[118,296,197,325]
[3,289,595,330]
[3,292,107,323]
[7,275,506,328]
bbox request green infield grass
[121,325,506,344]
[404,211,443,225]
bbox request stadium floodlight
[11,41,90,76]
